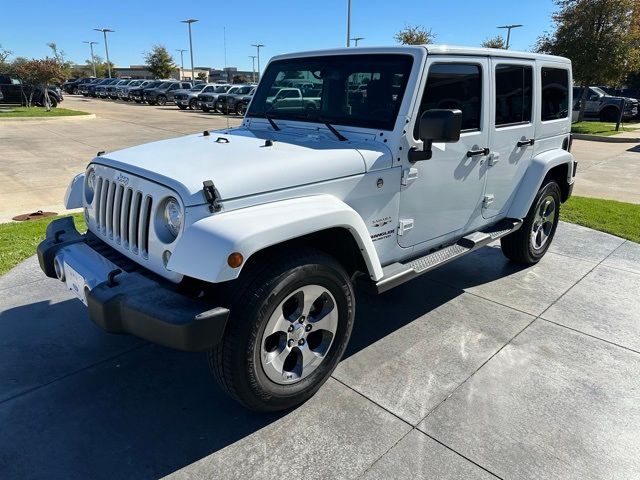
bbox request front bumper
[37,217,230,352]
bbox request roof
[271,44,570,64]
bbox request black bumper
[37,217,230,352]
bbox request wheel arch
[507,149,575,219]
[168,194,384,284]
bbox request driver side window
[414,63,482,139]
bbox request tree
[85,55,115,78]
[47,42,73,80]
[144,45,176,79]
[232,75,249,84]
[535,0,640,121]
[394,25,436,45]
[481,35,507,49]
[197,71,208,81]
[0,44,12,72]
[14,58,65,109]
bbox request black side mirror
[409,109,462,162]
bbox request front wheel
[501,180,561,264]
[236,102,247,115]
[209,249,355,411]
[189,98,197,110]
[178,104,187,110]
[156,95,167,106]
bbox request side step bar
[374,219,522,294]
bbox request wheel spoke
[264,346,291,376]
[266,311,291,336]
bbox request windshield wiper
[311,115,348,142]
[263,110,281,131]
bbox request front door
[483,59,536,218]
[398,57,490,248]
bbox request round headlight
[163,197,183,238]
[85,168,96,203]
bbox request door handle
[466,147,490,158]
[517,138,535,147]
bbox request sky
[0,0,557,73]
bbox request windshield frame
[246,53,414,131]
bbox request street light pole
[181,19,198,80]
[350,36,364,47]
[251,44,264,82]
[94,28,114,77]
[83,41,99,77]
[175,49,187,80]
[497,24,523,49]
[249,55,257,83]
[346,0,352,47]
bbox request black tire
[209,248,355,411]
[501,180,561,264]
[189,98,197,110]
[147,100,157,105]
[235,102,246,115]
[600,107,619,122]
[134,99,142,103]
[178,104,188,110]
[72,87,79,95]
[156,95,167,106]
[201,106,210,112]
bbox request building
[209,67,258,84]
[71,64,210,81]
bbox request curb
[572,132,640,143]
[0,113,95,122]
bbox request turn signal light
[227,252,244,268]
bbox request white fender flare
[168,194,384,283]
[64,173,85,209]
[508,149,575,219]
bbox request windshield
[591,87,608,97]
[235,86,253,94]
[214,85,230,93]
[156,82,172,89]
[227,87,240,94]
[247,54,413,130]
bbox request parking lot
[1,221,639,479]
[0,96,242,222]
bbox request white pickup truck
[38,45,576,411]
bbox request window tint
[541,68,569,121]
[415,63,482,138]
[495,64,532,126]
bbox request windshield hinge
[203,180,222,213]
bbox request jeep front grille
[93,176,153,258]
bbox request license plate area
[64,262,88,306]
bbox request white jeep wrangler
[38,46,575,411]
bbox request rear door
[483,58,536,219]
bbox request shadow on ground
[0,270,467,479]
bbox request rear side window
[541,68,569,121]
[495,64,533,126]
[415,63,482,138]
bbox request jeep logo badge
[115,172,130,186]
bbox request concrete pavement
[1,222,639,479]
[0,96,242,222]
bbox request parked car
[62,77,95,95]
[0,74,64,107]
[116,79,147,101]
[174,83,217,110]
[572,86,638,121]
[145,81,193,106]
[196,84,233,112]
[105,79,133,99]
[93,78,119,98]
[78,78,103,96]
[215,85,254,114]
[38,45,576,412]
[235,89,256,115]
[129,80,165,103]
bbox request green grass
[571,121,632,136]
[0,213,85,276]
[562,196,640,243]
[0,107,90,118]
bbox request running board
[373,219,522,294]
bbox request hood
[92,127,390,206]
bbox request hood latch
[203,180,222,213]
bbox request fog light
[162,250,172,268]
[227,252,243,268]
[53,257,65,282]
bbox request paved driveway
[0,96,242,222]
[0,222,638,479]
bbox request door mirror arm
[410,109,462,163]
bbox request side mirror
[409,109,462,162]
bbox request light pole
[346,0,352,47]
[497,24,523,49]
[181,19,198,80]
[175,49,187,80]
[251,44,264,81]
[94,28,114,77]
[83,41,99,77]
[249,55,257,83]
[350,36,364,47]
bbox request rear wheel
[202,106,211,112]
[501,180,561,264]
[178,104,187,110]
[209,248,355,411]
[156,95,167,106]
[236,102,247,115]
[188,98,197,110]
